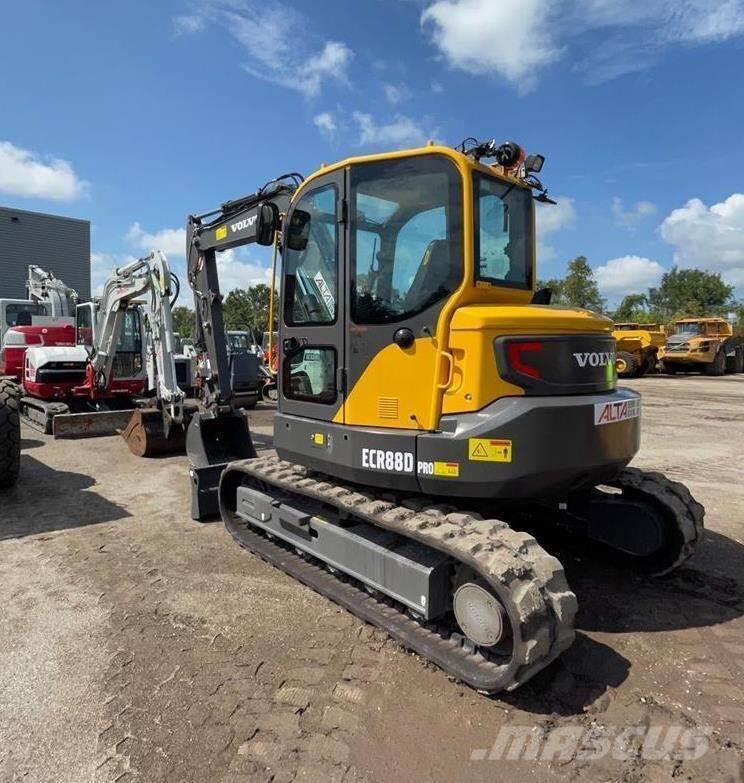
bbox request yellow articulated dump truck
[612,323,667,377]
[661,317,744,376]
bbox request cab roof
[676,317,727,324]
[304,143,530,192]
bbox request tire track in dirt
[75,516,393,783]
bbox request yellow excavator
[183,139,704,694]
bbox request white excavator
[21,251,186,439]
[0,265,79,487]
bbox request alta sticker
[594,398,641,425]
[468,439,513,463]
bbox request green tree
[648,268,734,319]
[171,306,195,338]
[613,293,649,322]
[561,256,605,312]
[223,284,277,335]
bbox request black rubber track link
[603,467,705,575]
[220,456,577,694]
[0,379,21,489]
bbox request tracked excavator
[185,140,704,693]
[20,256,157,435]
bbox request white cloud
[536,196,575,261]
[421,0,559,91]
[126,223,187,258]
[313,112,337,139]
[594,255,666,294]
[660,193,744,285]
[612,197,657,228]
[0,141,88,201]
[383,83,410,104]
[537,197,576,235]
[430,80,444,94]
[175,1,353,98]
[353,112,437,149]
[420,0,744,90]
[173,14,205,35]
[215,248,273,292]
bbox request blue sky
[2,0,744,305]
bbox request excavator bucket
[52,408,137,439]
[186,410,256,521]
[121,408,186,457]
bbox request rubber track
[608,467,705,575]
[0,379,21,489]
[221,456,578,693]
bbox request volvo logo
[230,215,258,233]
[573,351,615,368]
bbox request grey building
[0,206,91,302]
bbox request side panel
[274,413,420,492]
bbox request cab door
[279,169,346,423]
[345,154,463,430]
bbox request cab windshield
[675,323,704,335]
[475,173,533,289]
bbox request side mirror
[256,202,280,246]
[285,209,311,252]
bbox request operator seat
[403,239,459,310]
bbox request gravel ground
[0,376,743,782]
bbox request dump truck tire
[662,361,679,375]
[734,348,744,374]
[616,351,637,377]
[705,349,726,376]
[0,379,21,489]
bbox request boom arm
[186,175,299,414]
[26,265,79,317]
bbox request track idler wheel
[122,409,185,457]
[453,579,508,649]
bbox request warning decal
[215,225,227,241]
[468,438,513,463]
[433,461,460,478]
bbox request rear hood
[451,304,613,334]
[25,345,88,365]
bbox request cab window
[351,155,462,324]
[283,184,338,325]
[475,174,533,289]
[5,303,47,327]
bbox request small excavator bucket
[52,408,137,439]
[186,410,256,521]
[121,408,186,457]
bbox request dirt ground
[1,375,743,783]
